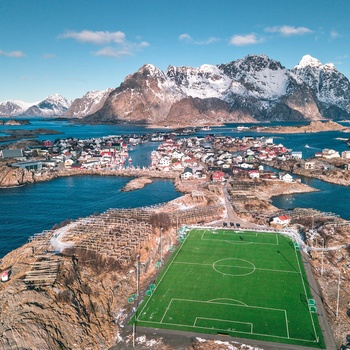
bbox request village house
[291,151,302,159]
[181,167,193,180]
[0,149,26,161]
[279,172,293,183]
[211,171,225,182]
[248,170,260,179]
[322,148,340,159]
[271,214,291,227]
[342,150,350,159]
[304,161,315,170]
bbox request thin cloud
[60,30,126,44]
[179,33,220,45]
[330,30,340,39]
[59,29,149,58]
[42,53,56,59]
[93,41,150,58]
[179,33,193,42]
[93,47,132,58]
[229,34,261,46]
[265,25,313,36]
[0,50,25,58]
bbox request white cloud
[60,30,126,44]
[0,50,25,57]
[179,33,220,45]
[179,33,193,42]
[265,25,313,36]
[139,41,150,48]
[229,34,261,46]
[330,30,340,39]
[59,29,149,58]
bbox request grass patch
[130,228,325,348]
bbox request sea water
[0,176,180,258]
[1,119,350,257]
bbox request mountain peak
[295,55,322,69]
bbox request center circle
[213,258,256,276]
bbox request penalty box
[156,298,289,338]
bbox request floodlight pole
[136,254,140,297]
[336,269,341,318]
[160,227,163,263]
[320,237,324,276]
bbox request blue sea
[0,119,350,258]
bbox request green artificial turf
[130,228,325,348]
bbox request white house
[279,172,293,183]
[181,167,193,180]
[248,170,260,179]
[342,150,350,159]
[322,148,340,159]
[271,214,291,227]
[291,151,303,160]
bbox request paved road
[300,251,337,350]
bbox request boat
[201,126,211,131]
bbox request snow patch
[295,54,322,69]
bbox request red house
[212,171,225,182]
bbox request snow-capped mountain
[84,64,185,124]
[2,54,349,124]
[0,100,34,116]
[293,55,350,118]
[86,54,350,125]
[65,89,113,118]
[0,94,71,117]
[24,94,71,117]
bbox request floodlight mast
[336,270,341,318]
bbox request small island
[0,128,64,142]
[0,119,31,126]
[121,177,153,192]
[257,120,347,133]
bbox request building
[212,171,225,182]
[322,148,340,159]
[271,215,291,227]
[12,161,43,171]
[0,149,25,161]
[279,172,293,182]
[291,151,302,159]
[342,150,350,159]
[181,167,193,180]
[304,162,315,170]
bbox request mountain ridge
[1,54,350,124]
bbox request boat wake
[305,144,321,150]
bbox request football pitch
[131,227,325,348]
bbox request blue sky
[1,0,349,102]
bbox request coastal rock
[261,120,346,133]
[0,166,34,187]
[121,177,153,191]
[0,119,30,126]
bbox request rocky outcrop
[260,120,346,134]
[0,119,30,126]
[65,89,113,118]
[121,177,153,191]
[0,166,34,187]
